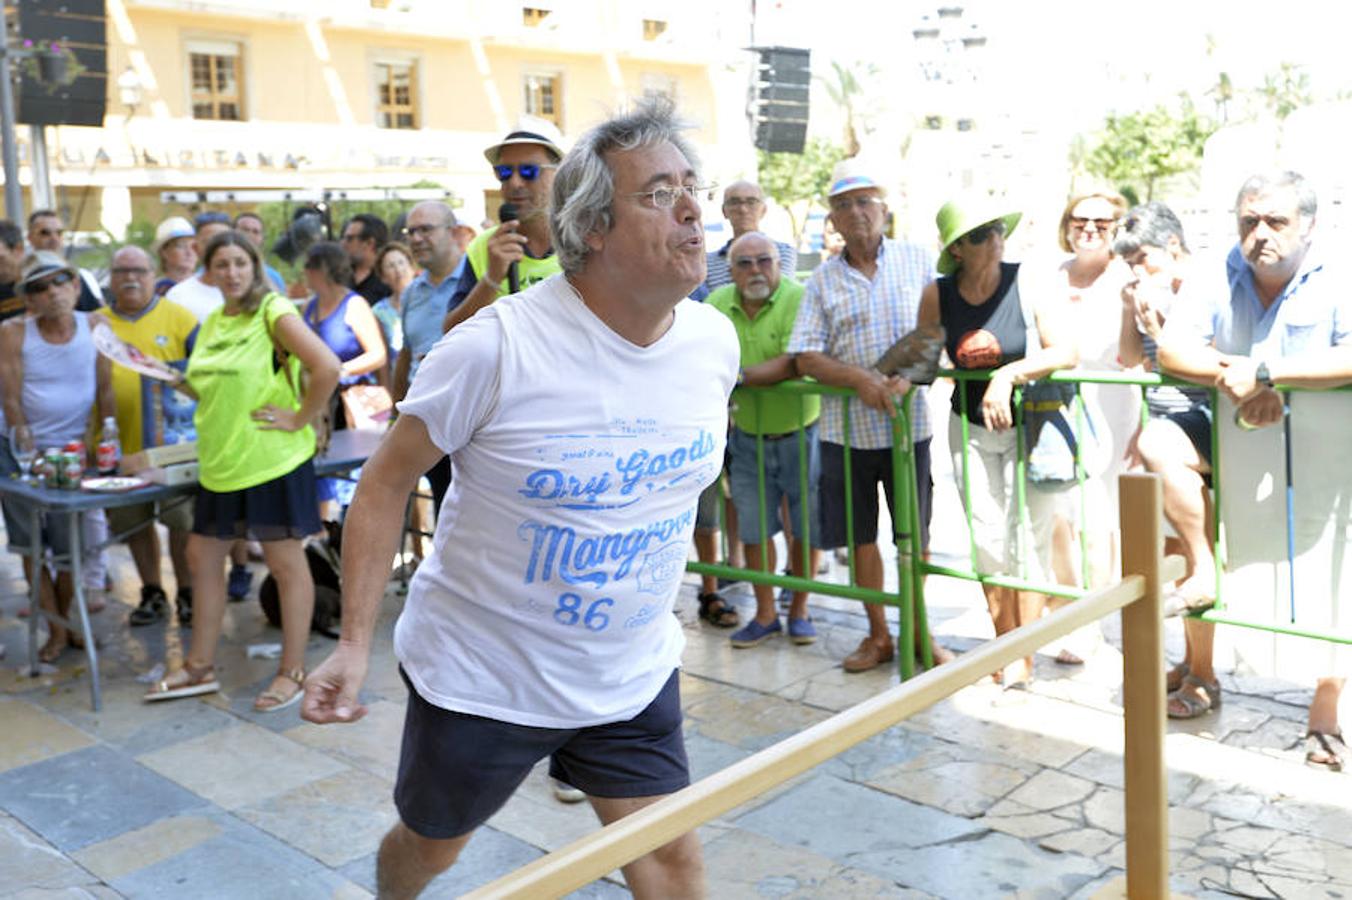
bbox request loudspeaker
[16,0,107,128]
[752,46,810,154]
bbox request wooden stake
[1118,473,1169,898]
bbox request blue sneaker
[787,617,817,645]
[730,618,782,648]
[227,565,253,602]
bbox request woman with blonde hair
[145,231,340,712]
[1042,190,1135,665]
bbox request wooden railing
[464,474,1183,899]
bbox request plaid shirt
[787,238,935,448]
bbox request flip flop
[1305,730,1348,772]
[1167,673,1221,719]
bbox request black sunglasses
[494,163,554,182]
[964,220,1007,245]
[26,270,75,294]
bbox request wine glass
[9,425,36,483]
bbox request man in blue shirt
[392,200,463,514]
[1159,171,1352,768]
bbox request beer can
[61,452,83,490]
[39,449,61,486]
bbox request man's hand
[301,641,371,724]
[1216,357,1263,403]
[980,371,1015,431]
[853,368,911,416]
[1123,273,1169,339]
[1235,387,1284,429]
[485,221,527,283]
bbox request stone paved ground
[3,528,1352,899]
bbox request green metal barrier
[685,379,930,678]
[687,369,1352,682]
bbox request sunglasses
[964,220,1006,245]
[26,271,75,294]
[494,163,556,182]
[1070,216,1116,230]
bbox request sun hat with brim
[483,115,566,164]
[17,250,77,295]
[935,198,1022,276]
[827,158,886,198]
[152,216,195,255]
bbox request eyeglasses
[732,255,776,270]
[494,163,557,182]
[1070,216,1117,231]
[829,195,884,213]
[964,220,1006,245]
[724,197,763,209]
[401,224,450,239]
[631,183,717,209]
[110,266,152,277]
[26,271,74,294]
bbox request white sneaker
[551,778,586,803]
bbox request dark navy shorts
[819,438,933,551]
[1164,402,1213,467]
[394,668,689,839]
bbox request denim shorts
[1164,402,1213,467]
[394,668,689,839]
[727,423,820,545]
[0,443,75,565]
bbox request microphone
[498,202,520,294]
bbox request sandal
[254,667,306,713]
[144,664,220,702]
[1305,730,1348,772]
[1167,673,1221,719]
[1166,663,1190,694]
[697,592,739,628]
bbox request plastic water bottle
[97,416,121,475]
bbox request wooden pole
[1118,473,1169,898]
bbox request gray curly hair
[550,95,701,274]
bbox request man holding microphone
[443,117,565,331]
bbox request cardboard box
[142,462,200,486]
[121,442,197,475]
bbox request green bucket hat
[935,197,1022,276]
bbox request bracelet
[481,276,502,292]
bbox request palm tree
[819,60,878,158]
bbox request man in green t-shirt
[707,232,822,649]
[442,116,565,332]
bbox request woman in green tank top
[145,231,341,713]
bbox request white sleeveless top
[24,312,96,449]
[395,275,739,727]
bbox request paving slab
[0,744,207,851]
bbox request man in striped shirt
[691,180,797,301]
[788,158,952,673]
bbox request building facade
[23,0,753,236]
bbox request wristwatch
[1255,361,1273,388]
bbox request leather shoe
[842,637,895,673]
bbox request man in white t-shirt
[303,97,737,898]
[164,214,230,323]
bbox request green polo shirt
[707,278,819,435]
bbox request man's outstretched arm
[302,413,444,724]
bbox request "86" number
[554,593,614,632]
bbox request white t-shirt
[166,276,224,323]
[396,274,739,728]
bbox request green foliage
[1260,62,1313,121]
[758,138,846,243]
[1083,97,1215,202]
